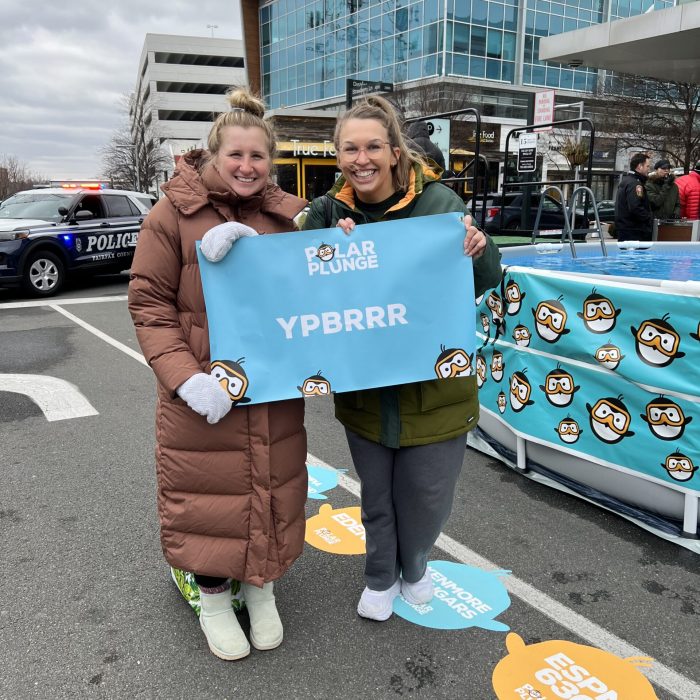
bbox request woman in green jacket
[303,96,502,621]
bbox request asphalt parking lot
[1,275,699,699]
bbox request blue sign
[198,213,475,405]
[393,561,511,631]
[307,463,347,500]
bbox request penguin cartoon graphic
[577,289,621,334]
[509,370,535,412]
[661,451,697,482]
[539,365,579,407]
[532,296,570,343]
[479,312,490,336]
[512,324,531,347]
[497,391,507,414]
[486,291,506,333]
[586,395,635,444]
[504,278,526,316]
[210,359,251,405]
[435,345,472,378]
[631,314,685,367]
[490,350,504,382]
[298,371,332,397]
[475,353,487,388]
[315,243,335,262]
[641,396,693,441]
[594,343,625,371]
[690,321,700,342]
[555,417,583,444]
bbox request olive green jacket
[302,165,502,447]
[645,172,681,220]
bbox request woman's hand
[336,217,355,236]
[463,214,487,259]
[200,222,258,262]
[176,373,232,424]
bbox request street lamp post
[207,24,218,37]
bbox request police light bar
[59,182,105,190]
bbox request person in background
[128,88,308,661]
[645,159,680,221]
[615,152,653,241]
[405,120,446,173]
[675,160,700,220]
[302,96,502,622]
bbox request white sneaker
[199,590,250,661]
[401,571,434,606]
[241,582,284,650]
[357,580,401,621]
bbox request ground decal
[492,632,657,699]
[393,560,511,631]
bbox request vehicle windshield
[0,192,74,222]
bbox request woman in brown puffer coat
[128,88,308,662]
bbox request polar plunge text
[276,304,408,339]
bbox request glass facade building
[259,0,674,110]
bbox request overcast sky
[0,2,242,180]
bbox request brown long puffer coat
[128,150,308,586]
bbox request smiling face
[213,125,271,198]
[336,118,400,203]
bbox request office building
[133,33,246,182]
[239,0,677,198]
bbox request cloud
[0,0,242,180]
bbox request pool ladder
[531,185,608,257]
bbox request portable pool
[470,241,700,549]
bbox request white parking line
[49,304,148,367]
[307,453,700,700]
[38,300,699,700]
[0,294,128,310]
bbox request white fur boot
[241,582,283,650]
[199,589,250,661]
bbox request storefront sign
[284,139,337,157]
[466,125,501,146]
[198,213,475,405]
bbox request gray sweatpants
[345,429,466,591]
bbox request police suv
[0,185,153,297]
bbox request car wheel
[22,250,66,297]
[505,220,520,231]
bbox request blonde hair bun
[227,88,265,119]
[207,86,277,158]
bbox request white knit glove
[200,222,258,262]
[176,373,232,424]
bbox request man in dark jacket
[615,152,653,241]
[645,158,680,221]
[405,121,446,172]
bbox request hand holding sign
[200,221,258,262]
[463,214,487,258]
[197,212,475,405]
